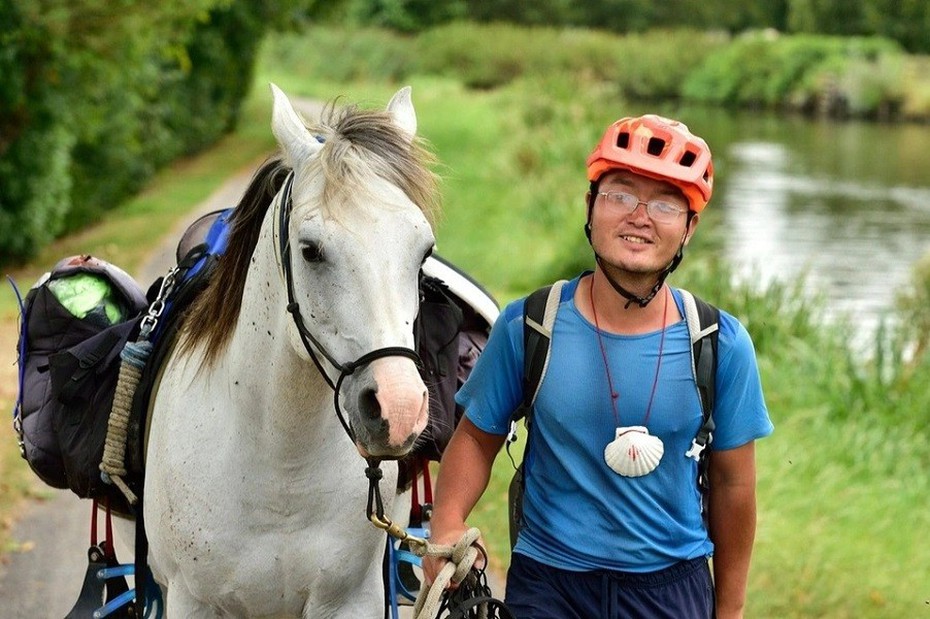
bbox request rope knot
[364,463,383,481]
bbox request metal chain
[139,266,179,340]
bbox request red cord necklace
[591,275,669,477]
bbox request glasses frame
[596,191,688,223]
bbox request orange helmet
[586,115,714,213]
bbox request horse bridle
[275,171,422,447]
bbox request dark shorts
[504,553,715,619]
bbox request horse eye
[301,242,324,264]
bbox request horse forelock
[312,104,441,227]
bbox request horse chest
[159,512,383,616]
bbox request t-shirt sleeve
[710,313,774,450]
[455,300,525,436]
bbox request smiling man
[425,115,773,618]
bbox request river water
[677,108,930,334]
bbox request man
[424,114,773,618]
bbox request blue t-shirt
[456,276,773,573]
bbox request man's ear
[683,213,700,245]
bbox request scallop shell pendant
[604,426,664,477]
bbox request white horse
[143,84,440,617]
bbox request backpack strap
[680,289,720,502]
[506,280,566,446]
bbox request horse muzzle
[349,361,429,458]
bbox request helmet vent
[679,151,697,167]
[646,137,666,156]
[616,132,630,149]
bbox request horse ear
[270,83,323,167]
[386,86,417,141]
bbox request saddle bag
[11,255,148,512]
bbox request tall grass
[260,23,930,121]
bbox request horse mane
[177,101,441,365]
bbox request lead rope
[366,462,508,619]
[412,528,487,619]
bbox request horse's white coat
[144,85,434,617]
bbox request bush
[683,31,907,117]
[0,121,74,264]
[261,27,415,84]
[1,1,277,253]
[0,3,73,262]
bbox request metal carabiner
[369,513,429,555]
[139,266,179,339]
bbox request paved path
[0,98,505,617]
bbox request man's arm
[707,440,758,619]
[422,417,507,585]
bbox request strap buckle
[684,434,711,461]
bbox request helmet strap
[595,253,671,308]
[584,181,597,243]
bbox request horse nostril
[358,387,381,420]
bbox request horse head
[270,84,437,459]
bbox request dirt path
[0,98,505,616]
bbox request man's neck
[577,270,678,334]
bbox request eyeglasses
[596,191,687,223]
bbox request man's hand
[421,528,488,589]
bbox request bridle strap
[276,171,423,444]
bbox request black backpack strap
[680,289,720,504]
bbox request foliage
[0,0,336,263]
[0,0,73,262]
[338,0,928,53]
[895,253,930,368]
[682,31,905,117]
[0,117,74,263]
[5,11,930,265]
[0,1,213,261]
[65,0,277,231]
[260,26,415,84]
[342,0,467,33]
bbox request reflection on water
[683,109,930,333]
